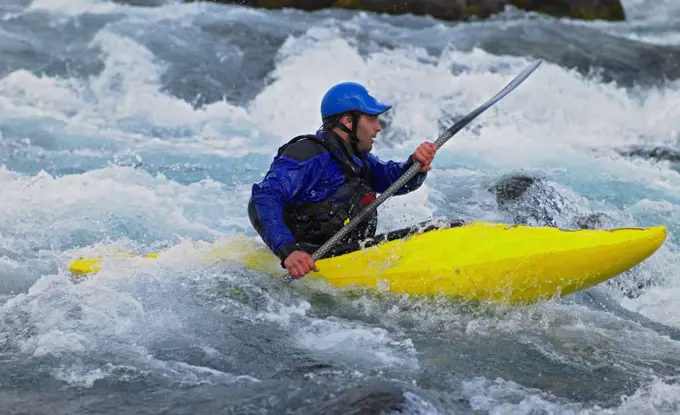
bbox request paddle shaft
[282,60,543,283]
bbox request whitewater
[1,0,680,413]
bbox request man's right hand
[284,250,319,279]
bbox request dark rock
[192,0,626,22]
[512,0,625,20]
[488,172,605,229]
[111,0,170,5]
[307,380,406,415]
[616,144,680,163]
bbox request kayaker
[248,82,437,279]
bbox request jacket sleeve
[363,153,427,195]
[249,155,325,260]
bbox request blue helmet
[320,82,392,119]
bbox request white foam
[377,183,434,231]
[295,316,420,370]
[0,27,265,158]
[0,243,265,386]
[247,24,680,176]
[0,70,86,121]
[462,377,581,414]
[52,363,114,388]
[25,0,197,19]
[620,0,680,22]
[621,285,680,328]
[163,360,261,387]
[27,0,120,15]
[0,165,251,266]
[604,377,680,414]
[461,375,680,414]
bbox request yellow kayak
[68,221,667,304]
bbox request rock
[616,144,680,163]
[488,172,608,229]
[196,0,625,21]
[306,380,406,415]
[512,0,625,20]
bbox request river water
[1,0,680,413]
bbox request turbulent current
[1,0,680,413]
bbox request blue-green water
[1,0,680,413]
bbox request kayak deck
[68,221,667,304]
[242,222,667,303]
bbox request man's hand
[284,250,319,279]
[412,141,437,173]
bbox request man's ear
[340,114,353,129]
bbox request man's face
[342,113,382,152]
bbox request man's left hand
[412,141,437,173]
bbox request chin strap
[335,112,361,153]
[330,111,370,179]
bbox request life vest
[279,134,378,246]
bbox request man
[248,82,437,279]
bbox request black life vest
[278,134,378,247]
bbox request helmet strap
[328,112,369,177]
[334,112,361,153]
[351,113,361,153]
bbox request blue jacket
[249,131,427,258]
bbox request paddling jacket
[248,130,427,261]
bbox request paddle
[282,60,543,283]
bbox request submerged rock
[307,380,406,414]
[616,144,680,163]
[488,172,607,229]
[194,0,625,21]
